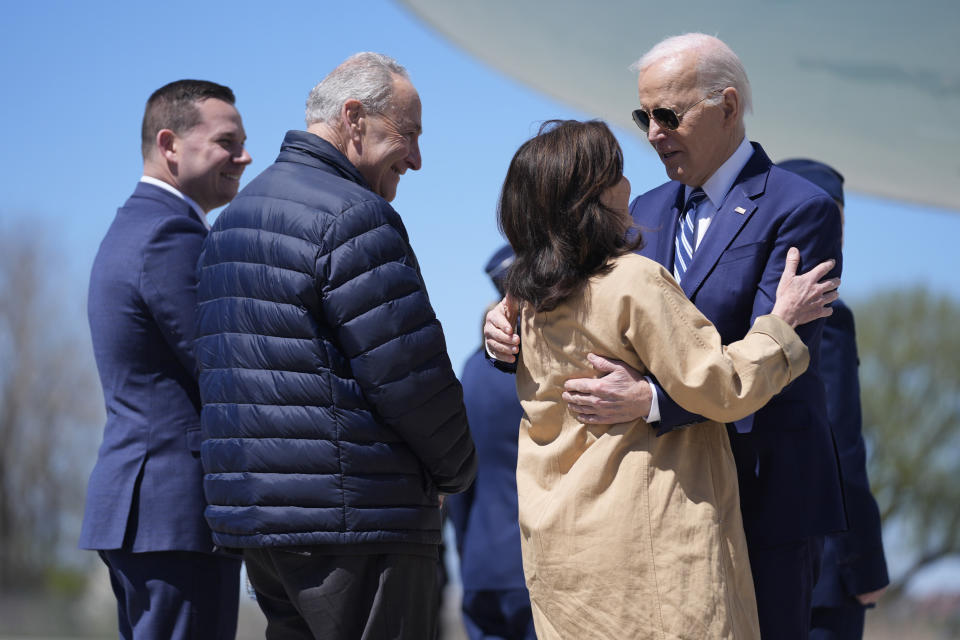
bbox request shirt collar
[139,176,209,228]
[685,137,754,208]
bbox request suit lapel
[681,144,772,299]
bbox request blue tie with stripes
[673,188,706,284]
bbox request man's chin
[378,183,399,202]
[216,189,240,209]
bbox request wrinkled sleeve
[622,264,810,424]
[654,194,842,433]
[314,200,476,493]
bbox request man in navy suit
[485,34,846,639]
[777,159,889,640]
[446,245,536,640]
[80,80,252,639]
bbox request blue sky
[3,0,959,595]
[3,0,958,375]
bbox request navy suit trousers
[811,602,867,640]
[749,536,824,639]
[462,589,536,640]
[99,550,240,640]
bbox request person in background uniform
[195,52,476,640]
[777,158,890,640]
[80,79,252,639]
[446,245,536,640]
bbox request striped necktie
[673,188,706,284]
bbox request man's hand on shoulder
[562,354,652,424]
[483,295,520,363]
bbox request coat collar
[677,142,772,298]
[275,130,373,192]
[130,180,204,226]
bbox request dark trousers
[461,588,536,640]
[811,603,867,640]
[749,536,824,640]
[99,549,241,640]
[244,547,439,640]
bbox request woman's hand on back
[483,296,520,362]
[771,247,840,328]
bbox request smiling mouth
[222,174,242,181]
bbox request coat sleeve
[655,192,843,433]
[650,378,704,433]
[820,304,889,596]
[622,264,810,424]
[139,214,207,378]
[735,193,842,433]
[314,199,476,494]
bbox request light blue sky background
[3,0,959,377]
[3,0,959,593]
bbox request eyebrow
[215,129,247,143]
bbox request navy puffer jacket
[195,131,476,549]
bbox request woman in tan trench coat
[496,120,839,640]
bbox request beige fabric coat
[516,253,810,640]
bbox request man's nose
[407,140,422,171]
[647,119,666,143]
[236,148,253,166]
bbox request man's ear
[720,87,741,125]
[342,99,365,144]
[156,129,178,162]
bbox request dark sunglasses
[631,89,723,132]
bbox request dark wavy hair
[497,120,643,312]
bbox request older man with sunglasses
[484,33,847,639]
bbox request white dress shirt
[683,137,754,250]
[645,137,755,423]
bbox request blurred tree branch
[0,224,102,591]
[855,288,960,599]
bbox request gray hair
[631,33,753,114]
[305,52,409,126]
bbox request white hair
[631,33,753,114]
[305,52,409,126]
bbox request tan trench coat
[516,253,810,640]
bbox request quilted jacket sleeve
[314,199,476,494]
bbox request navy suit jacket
[631,143,847,546]
[446,347,527,591]
[813,300,889,606]
[79,181,215,553]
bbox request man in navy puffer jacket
[195,52,476,640]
